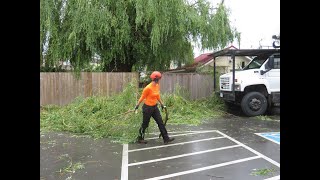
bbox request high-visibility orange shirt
[138,82,160,106]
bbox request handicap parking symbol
[255,132,280,144]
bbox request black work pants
[138,104,169,141]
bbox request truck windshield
[243,55,269,70]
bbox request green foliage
[256,115,273,121]
[41,81,225,143]
[235,31,241,48]
[40,0,238,72]
[57,154,85,175]
[41,81,141,143]
[81,63,104,72]
[140,71,152,85]
[250,168,276,177]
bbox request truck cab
[212,48,280,116]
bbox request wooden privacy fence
[161,73,214,100]
[40,72,139,106]
[40,72,214,106]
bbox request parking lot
[122,129,280,180]
[41,115,280,180]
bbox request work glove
[161,104,166,110]
[134,104,139,114]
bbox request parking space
[121,130,280,180]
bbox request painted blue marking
[256,132,280,144]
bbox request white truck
[213,44,280,116]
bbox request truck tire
[241,92,268,116]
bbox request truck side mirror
[261,56,275,75]
[241,62,245,69]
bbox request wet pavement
[41,109,280,180]
[40,132,123,180]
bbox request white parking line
[128,136,226,152]
[144,156,261,180]
[264,175,280,180]
[128,144,241,166]
[148,131,200,135]
[120,144,128,180]
[145,130,218,140]
[216,131,280,167]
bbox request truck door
[265,54,280,92]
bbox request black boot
[164,137,175,144]
[137,137,148,144]
[138,139,148,144]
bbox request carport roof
[210,48,280,58]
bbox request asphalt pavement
[41,109,280,180]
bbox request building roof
[194,53,212,64]
[166,45,239,73]
[194,45,238,64]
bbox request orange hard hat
[150,71,162,80]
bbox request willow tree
[40,0,237,72]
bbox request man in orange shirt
[135,71,175,144]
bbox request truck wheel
[241,92,268,116]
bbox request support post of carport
[232,52,235,100]
[213,57,216,92]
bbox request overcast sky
[193,0,280,57]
